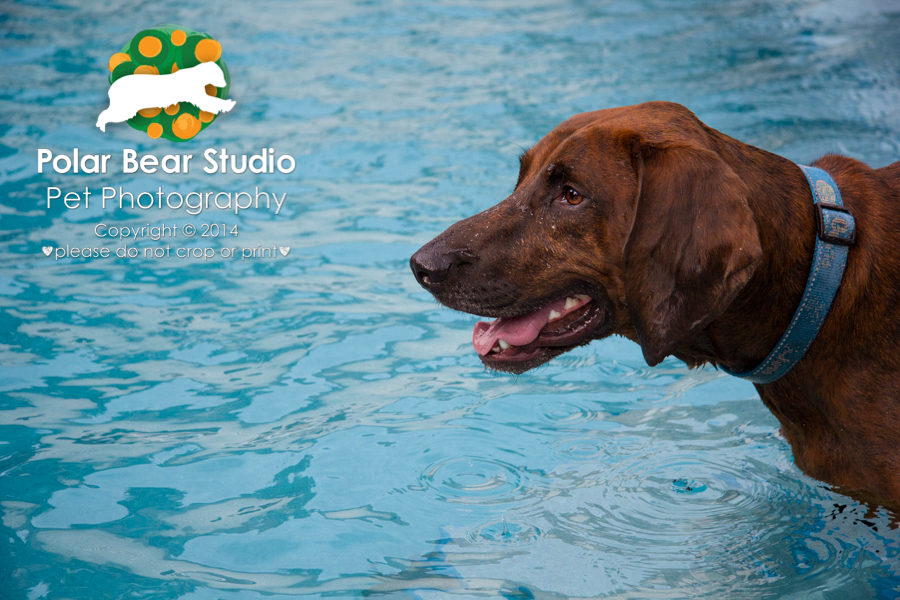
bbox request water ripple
[3,0,900,598]
[468,519,542,546]
[420,457,528,505]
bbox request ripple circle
[420,457,533,505]
[469,519,542,545]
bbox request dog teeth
[491,340,511,353]
[562,295,591,311]
[548,309,562,322]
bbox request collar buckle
[815,202,856,246]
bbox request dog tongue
[472,296,591,356]
[473,308,552,355]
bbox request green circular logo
[106,25,231,142]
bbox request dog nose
[410,246,461,288]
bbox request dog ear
[623,142,762,366]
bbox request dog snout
[409,244,467,289]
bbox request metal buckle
[815,202,856,246]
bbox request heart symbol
[42,246,53,256]
[279,247,290,256]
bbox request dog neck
[677,133,824,373]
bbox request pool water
[2,0,900,598]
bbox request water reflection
[2,0,900,597]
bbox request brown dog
[410,101,900,503]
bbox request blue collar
[723,164,856,384]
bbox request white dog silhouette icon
[97,61,236,132]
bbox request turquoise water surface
[2,0,900,598]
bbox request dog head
[410,102,762,373]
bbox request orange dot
[147,123,163,139]
[199,110,214,123]
[205,84,218,97]
[170,63,179,73]
[134,64,159,75]
[194,39,222,63]
[108,52,131,72]
[138,36,162,58]
[138,107,161,118]
[172,113,201,139]
[170,30,186,46]
[164,103,180,115]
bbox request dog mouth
[472,294,607,373]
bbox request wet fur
[411,101,900,504]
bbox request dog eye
[563,186,583,205]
